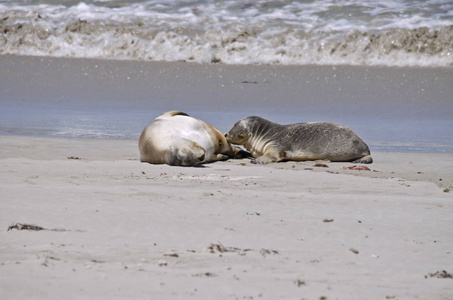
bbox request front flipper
[251,146,286,164]
[233,147,252,159]
[251,155,276,164]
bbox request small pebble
[349,248,359,254]
[163,252,179,257]
[158,260,168,267]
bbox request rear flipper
[352,155,373,164]
[213,153,229,161]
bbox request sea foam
[0,0,452,67]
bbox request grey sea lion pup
[139,111,249,166]
[224,116,373,164]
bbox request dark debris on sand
[7,223,81,232]
[7,223,45,231]
[425,270,453,279]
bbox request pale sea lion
[224,116,373,164]
[139,111,249,166]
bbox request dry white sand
[1,135,452,299]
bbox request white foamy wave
[1,0,453,67]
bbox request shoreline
[4,53,453,69]
[1,54,453,153]
[1,135,452,299]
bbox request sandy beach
[1,135,452,300]
[0,54,453,299]
[2,0,453,297]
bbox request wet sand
[1,55,452,152]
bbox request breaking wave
[1,1,452,67]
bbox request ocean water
[1,0,453,67]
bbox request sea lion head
[213,127,251,159]
[167,142,206,166]
[224,120,249,145]
[224,116,265,145]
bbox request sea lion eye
[219,140,222,146]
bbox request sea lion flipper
[214,154,229,161]
[352,155,373,164]
[251,156,273,164]
[232,147,252,159]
